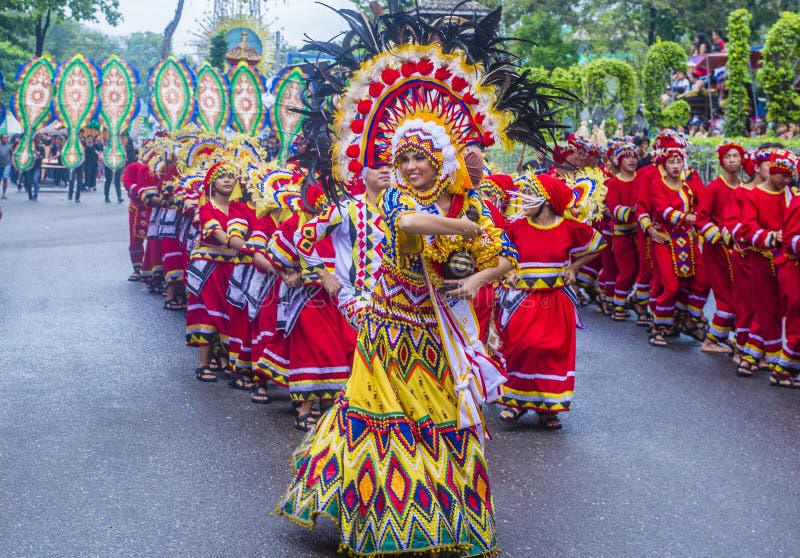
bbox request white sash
[418,200,506,444]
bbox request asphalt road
[1,187,799,557]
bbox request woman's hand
[648,226,670,245]
[504,272,519,288]
[319,269,342,297]
[442,274,485,300]
[458,216,481,240]
[685,213,697,224]
[281,269,302,288]
[253,253,275,274]
[564,265,578,286]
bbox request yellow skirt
[277,316,499,557]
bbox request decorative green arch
[642,40,687,127]
[582,58,637,128]
[758,11,800,124]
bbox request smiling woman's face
[398,151,437,191]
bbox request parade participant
[266,180,356,431]
[224,187,259,378]
[776,184,800,385]
[157,159,187,311]
[0,133,11,199]
[296,163,390,329]
[605,142,640,320]
[738,151,794,380]
[276,6,566,553]
[121,160,150,281]
[497,173,605,428]
[695,141,745,353]
[648,146,709,347]
[186,162,238,382]
[721,150,762,374]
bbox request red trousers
[634,229,652,303]
[744,252,781,365]
[730,249,755,352]
[702,241,735,342]
[777,259,800,374]
[651,240,708,328]
[612,233,638,310]
[473,284,497,346]
[598,231,617,299]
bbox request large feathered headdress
[293,1,576,202]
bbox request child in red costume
[737,151,793,379]
[695,141,745,353]
[648,147,709,347]
[605,142,640,320]
[776,181,800,386]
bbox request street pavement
[1,187,799,557]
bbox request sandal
[229,375,258,390]
[294,413,318,432]
[769,371,799,388]
[195,366,217,382]
[537,412,562,430]
[499,408,528,423]
[611,309,628,322]
[250,385,271,404]
[649,330,668,347]
[128,270,141,282]
[163,297,186,311]
[736,361,753,377]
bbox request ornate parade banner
[149,56,196,133]
[54,54,100,169]
[10,57,56,171]
[194,62,230,134]
[268,65,309,164]
[229,61,267,136]
[99,56,139,171]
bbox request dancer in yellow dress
[276,4,572,555]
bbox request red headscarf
[717,140,745,166]
[537,173,574,216]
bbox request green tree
[0,41,32,106]
[642,40,687,127]
[121,32,162,80]
[508,12,578,71]
[724,9,753,137]
[661,100,691,129]
[758,11,800,125]
[44,20,120,62]
[208,32,228,71]
[4,0,121,57]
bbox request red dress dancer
[266,186,356,431]
[648,147,709,347]
[776,186,800,385]
[695,141,745,351]
[158,163,188,309]
[738,152,793,377]
[604,142,640,319]
[121,162,151,281]
[498,174,605,429]
[138,166,164,290]
[224,198,257,377]
[186,163,238,382]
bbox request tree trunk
[647,4,657,46]
[34,10,51,57]
[161,0,185,59]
